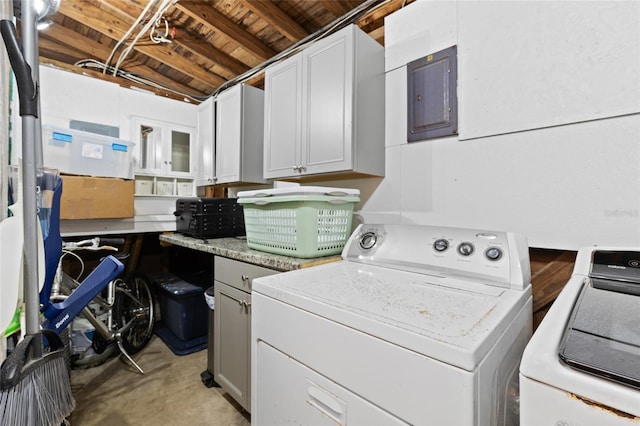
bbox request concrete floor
[68,336,250,426]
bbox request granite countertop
[158,233,342,272]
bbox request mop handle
[0,330,64,390]
[0,20,38,117]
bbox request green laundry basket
[237,187,360,258]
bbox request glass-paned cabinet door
[171,129,191,174]
[133,118,165,174]
[132,116,194,176]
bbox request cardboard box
[60,175,134,219]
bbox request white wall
[39,65,121,130]
[10,66,198,235]
[362,0,640,250]
[118,87,197,141]
[13,65,197,164]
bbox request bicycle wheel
[113,272,155,354]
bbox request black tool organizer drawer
[175,198,245,239]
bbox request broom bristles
[0,355,75,426]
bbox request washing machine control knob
[359,232,378,250]
[457,242,475,256]
[433,239,449,252]
[485,247,503,261]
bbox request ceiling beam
[172,29,250,78]
[99,0,250,79]
[320,0,352,18]
[176,1,278,62]
[355,0,417,44]
[39,23,206,97]
[90,0,230,88]
[57,0,226,90]
[356,0,413,33]
[237,0,308,42]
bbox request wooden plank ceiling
[34,0,414,102]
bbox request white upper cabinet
[263,55,301,178]
[196,97,215,186]
[263,24,385,179]
[132,116,195,177]
[215,84,266,185]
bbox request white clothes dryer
[252,224,533,425]
[520,247,640,425]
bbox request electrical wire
[150,17,171,44]
[104,0,158,72]
[113,0,177,76]
[74,58,208,102]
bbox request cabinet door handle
[292,165,299,172]
[241,274,249,281]
[224,292,245,306]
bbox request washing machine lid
[252,260,531,371]
[520,271,640,419]
[558,281,640,389]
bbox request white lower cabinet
[213,257,276,413]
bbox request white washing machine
[251,224,533,425]
[520,247,640,425]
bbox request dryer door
[254,341,409,425]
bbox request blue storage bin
[156,275,208,341]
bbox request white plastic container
[42,125,135,179]
[70,316,95,356]
[237,186,360,258]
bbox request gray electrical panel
[407,45,457,142]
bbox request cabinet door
[214,281,251,413]
[168,125,194,176]
[215,86,242,183]
[132,116,195,177]
[132,117,165,174]
[195,97,215,186]
[301,27,354,175]
[263,55,302,179]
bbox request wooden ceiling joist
[320,0,353,19]
[238,0,309,42]
[176,2,278,62]
[35,0,418,101]
[57,0,225,91]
